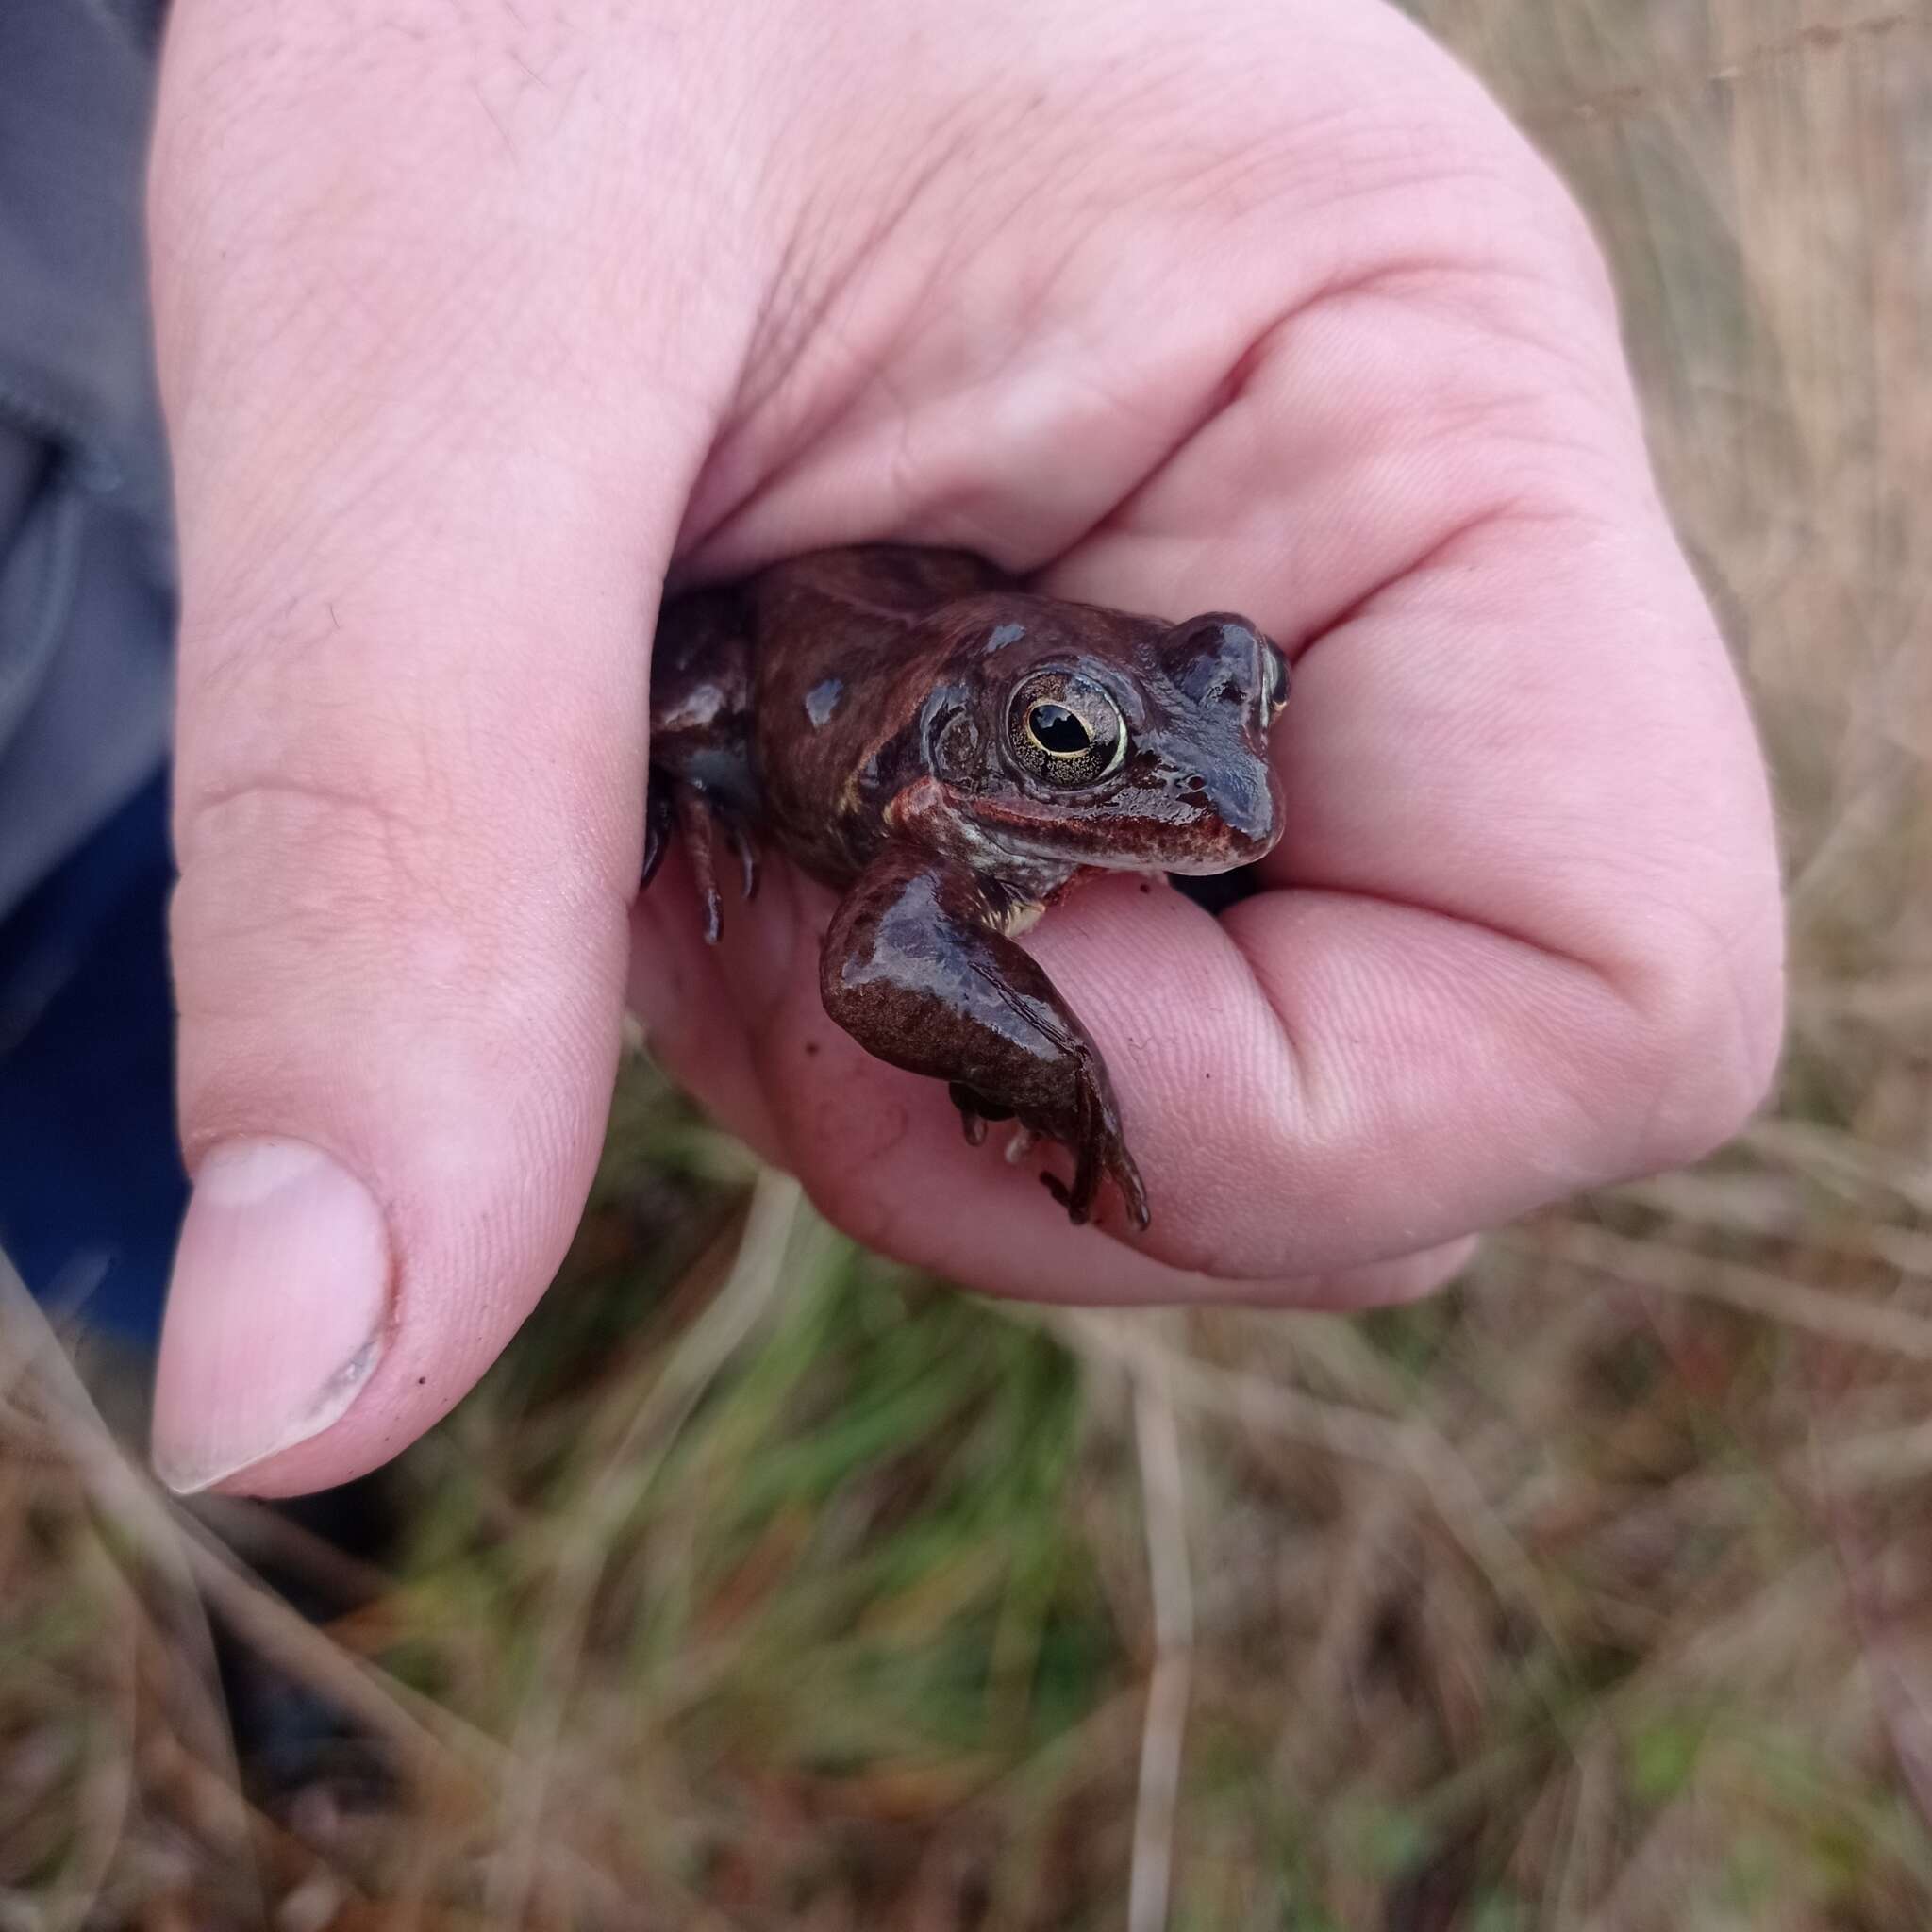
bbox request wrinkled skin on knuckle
[173,612,470,888]
[170,616,608,1057]
[1483,785,1784,1188]
[1599,889,1787,1170]
[1502,774,1784,1178]
[171,762,628,1218]
[173,779,475,1029]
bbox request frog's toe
[1040,1168,1077,1218]
[641,773,675,891]
[1108,1144,1152,1232]
[948,1081,1014,1148]
[1041,1141,1149,1230]
[723,819,758,903]
[670,782,726,941]
[1041,1100,1105,1225]
[672,780,761,940]
[1037,1066,1150,1231]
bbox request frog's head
[919,595,1289,875]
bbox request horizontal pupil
[1030,702,1091,755]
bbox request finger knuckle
[173,773,472,1006]
[1602,890,1787,1171]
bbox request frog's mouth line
[967,772,1284,878]
[1152,831,1284,877]
[971,804,1283,880]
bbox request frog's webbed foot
[824,848,1152,1232]
[647,774,759,944]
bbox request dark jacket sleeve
[0,0,175,924]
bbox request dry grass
[6,2,1932,1925]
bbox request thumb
[145,8,743,1494]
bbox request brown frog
[641,545,1289,1228]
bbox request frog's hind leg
[669,781,759,945]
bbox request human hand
[148,0,1783,1495]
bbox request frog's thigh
[819,849,1088,1121]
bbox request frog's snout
[1205,760,1281,855]
[1158,756,1282,873]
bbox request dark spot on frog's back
[805,677,844,727]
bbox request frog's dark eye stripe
[1007,671,1126,787]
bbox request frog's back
[745,547,1015,882]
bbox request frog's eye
[1007,672,1127,787]
[1263,643,1291,723]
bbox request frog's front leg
[819,846,1150,1229]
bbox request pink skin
[148,0,1783,1497]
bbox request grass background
[6,1,1932,1925]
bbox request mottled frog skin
[642,545,1289,1229]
